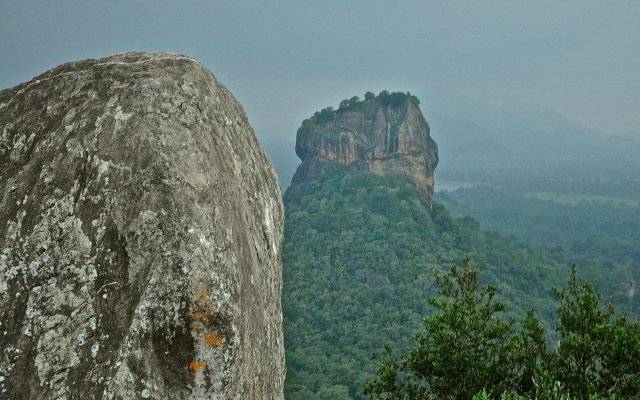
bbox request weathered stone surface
[0,52,285,399]
[291,99,438,197]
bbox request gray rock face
[292,99,438,197]
[0,52,285,399]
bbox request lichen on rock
[0,52,285,400]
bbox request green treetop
[302,90,421,127]
[365,263,640,400]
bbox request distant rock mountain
[289,92,439,198]
[0,52,285,400]
[428,112,507,159]
[262,95,638,196]
[429,96,640,163]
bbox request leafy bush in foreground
[365,262,640,400]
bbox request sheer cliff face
[0,52,285,399]
[292,101,438,196]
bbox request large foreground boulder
[0,52,285,399]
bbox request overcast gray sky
[1,0,638,141]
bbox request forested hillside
[279,90,640,400]
[282,168,569,399]
[437,186,640,316]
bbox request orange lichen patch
[195,289,209,304]
[187,303,208,322]
[189,360,207,374]
[203,331,225,347]
[187,289,217,326]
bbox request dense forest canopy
[282,168,575,399]
[436,186,640,316]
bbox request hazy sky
[1,0,638,141]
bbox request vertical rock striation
[0,52,285,399]
[290,95,438,197]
